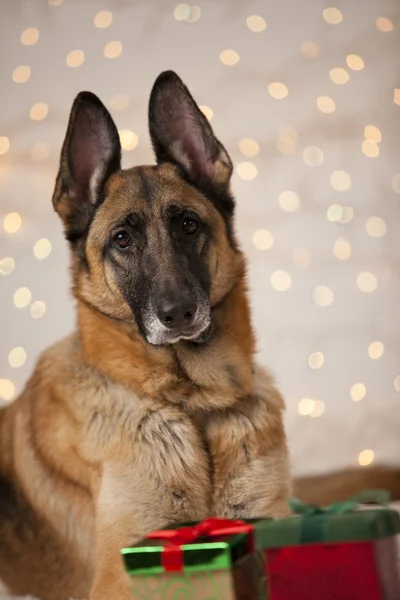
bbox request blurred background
[0,0,399,479]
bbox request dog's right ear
[52,92,121,243]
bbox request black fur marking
[171,490,186,501]
[242,442,251,465]
[137,168,154,204]
[228,502,247,517]
[0,473,18,520]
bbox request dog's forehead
[101,164,212,221]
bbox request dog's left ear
[149,71,233,192]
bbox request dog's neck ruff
[77,276,256,412]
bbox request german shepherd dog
[0,72,292,599]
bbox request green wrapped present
[121,518,267,600]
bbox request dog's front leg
[89,462,159,600]
[88,408,211,600]
[205,365,292,519]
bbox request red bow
[146,518,254,572]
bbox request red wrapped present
[250,490,400,600]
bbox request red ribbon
[146,518,254,573]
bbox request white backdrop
[0,0,399,477]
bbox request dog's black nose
[155,291,197,330]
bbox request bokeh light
[359,449,374,466]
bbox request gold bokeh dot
[271,270,292,292]
[33,238,52,260]
[219,49,240,66]
[200,105,213,121]
[0,257,15,275]
[21,28,39,45]
[236,162,258,181]
[8,347,26,368]
[246,15,267,32]
[376,17,394,32]
[364,125,381,143]
[66,50,84,68]
[253,229,274,251]
[298,398,315,416]
[317,96,335,113]
[3,212,21,234]
[276,127,298,155]
[104,41,122,59]
[394,89,400,106]
[301,42,320,58]
[351,383,366,402]
[109,94,130,112]
[327,204,343,222]
[308,351,324,369]
[174,3,190,21]
[368,341,384,360]
[0,137,10,155]
[48,0,64,5]
[268,82,288,99]
[292,248,310,269]
[366,216,387,238]
[30,142,50,162]
[13,65,31,83]
[323,7,343,24]
[392,173,400,193]
[30,102,49,121]
[30,300,46,319]
[357,272,377,293]
[339,206,354,224]
[94,10,113,28]
[330,68,350,85]
[186,5,201,23]
[238,138,259,157]
[303,146,323,166]
[0,379,15,401]
[359,449,374,466]
[394,376,400,392]
[346,54,364,70]
[13,287,32,308]
[362,140,379,158]
[119,130,138,151]
[313,285,334,307]
[310,400,325,418]
[333,238,351,260]
[330,170,351,191]
[278,190,300,212]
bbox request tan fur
[0,164,291,600]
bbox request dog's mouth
[143,306,212,347]
[162,316,212,345]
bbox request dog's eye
[182,218,199,235]
[113,230,131,249]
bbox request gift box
[121,518,267,600]
[249,490,400,600]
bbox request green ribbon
[289,489,391,544]
[289,488,390,516]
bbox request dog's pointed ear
[52,91,121,241]
[148,71,233,190]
